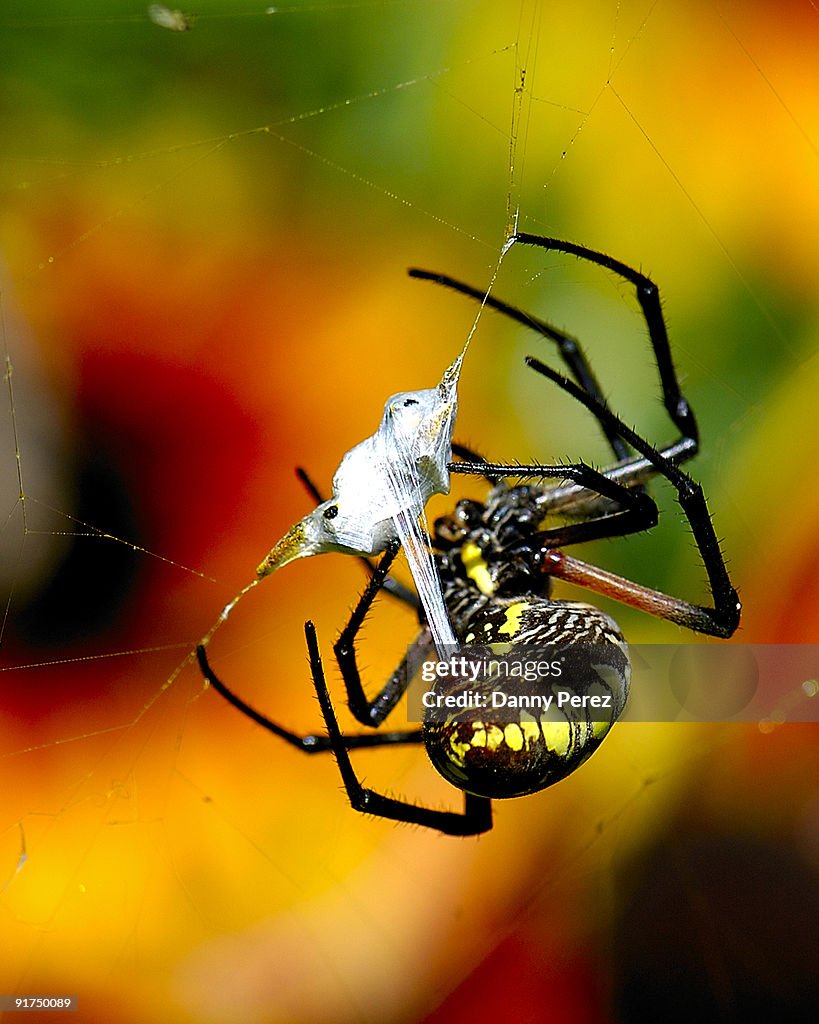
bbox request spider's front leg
[333,539,432,727]
[451,457,659,550]
[513,233,700,450]
[409,267,632,462]
[305,621,493,836]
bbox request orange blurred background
[1,2,818,1021]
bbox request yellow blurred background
[1,2,817,1021]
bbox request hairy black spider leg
[409,266,631,462]
[450,458,659,549]
[513,233,699,446]
[305,621,493,836]
[334,540,432,728]
[525,357,740,637]
[197,644,424,751]
[451,441,501,485]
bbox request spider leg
[451,458,659,548]
[452,441,486,463]
[306,621,492,836]
[530,443,698,521]
[334,541,437,727]
[526,359,740,637]
[409,267,631,462]
[197,644,424,752]
[513,233,699,449]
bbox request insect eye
[402,398,418,407]
[323,505,339,520]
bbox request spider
[197,233,741,837]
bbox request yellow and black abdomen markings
[423,597,630,800]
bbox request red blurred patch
[76,346,261,568]
[422,929,606,1024]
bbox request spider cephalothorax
[435,486,552,600]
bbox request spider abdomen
[422,598,630,799]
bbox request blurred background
[1,1,817,1021]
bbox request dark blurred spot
[15,449,141,647]
[612,831,819,1024]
